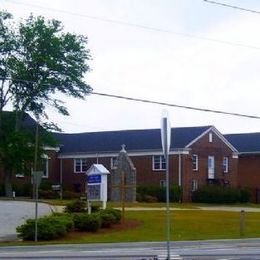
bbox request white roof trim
[44,146,60,152]
[58,149,190,159]
[185,126,238,153]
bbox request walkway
[0,200,54,241]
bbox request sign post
[32,171,43,242]
[86,164,110,213]
[161,110,171,260]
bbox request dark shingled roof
[53,126,212,154]
[225,133,260,153]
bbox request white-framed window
[152,155,166,171]
[209,132,213,143]
[223,156,229,173]
[110,157,117,169]
[41,156,50,178]
[74,158,88,173]
[191,179,198,192]
[192,154,198,171]
[208,155,215,179]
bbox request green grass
[2,210,260,246]
[41,199,198,209]
[69,210,260,243]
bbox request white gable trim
[185,126,238,153]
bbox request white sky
[2,0,260,134]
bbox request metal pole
[34,123,39,242]
[240,210,245,237]
[166,152,170,259]
[60,159,63,200]
[35,181,38,242]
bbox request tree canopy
[0,11,92,196]
[0,10,92,127]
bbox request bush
[240,188,251,203]
[39,190,59,199]
[0,184,4,196]
[39,181,53,191]
[65,200,86,213]
[16,215,73,241]
[192,186,250,203]
[73,213,101,232]
[100,208,121,224]
[137,185,182,202]
[62,191,81,199]
[13,184,32,197]
[99,212,116,228]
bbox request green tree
[0,11,92,196]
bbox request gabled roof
[225,133,260,154]
[85,164,110,175]
[53,126,212,154]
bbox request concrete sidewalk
[0,201,56,241]
[115,206,260,212]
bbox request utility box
[86,164,110,210]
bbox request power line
[203,0,260,15]
[92,92,260,120]
[2,77,260,120]
[5,0,260,51]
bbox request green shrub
[142,195,158,203]
[99,212,116,228]
[73,213,101,232]
[101,208,121,224]
[39,190,59,199]
[0,184,4,196]
[240,188,251,203]
[65,200,86,213]
[13,184,32,197]
[137,185,182,202]
[16,215,73,241]
[62,191,81,199]
[39,180,53,191]
[192,186,250,203]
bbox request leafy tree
[0,11,92,196]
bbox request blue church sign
[87,174,101,184]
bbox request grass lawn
[53,210,260,243]
[2,209,260,246]
[41,199,198,209]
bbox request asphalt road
[1,239,260,259]
[0,200,53,241]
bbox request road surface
[1,239,260,259]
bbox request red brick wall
[237,155,260,202]
[184,131,238,201]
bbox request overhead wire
[4,0,260,50]
[203,0,260,15]
[1,77,260,120]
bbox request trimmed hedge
[73,213,101,232]
[192,186,250,203]
[17,209,122,240]
[137,185,182,202]
[16,214,74,241]
[99,212,116,228]
[65,200,86,213]
[100,208,121,224]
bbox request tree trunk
[4,170,12,197]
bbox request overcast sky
[2,0,260,134]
